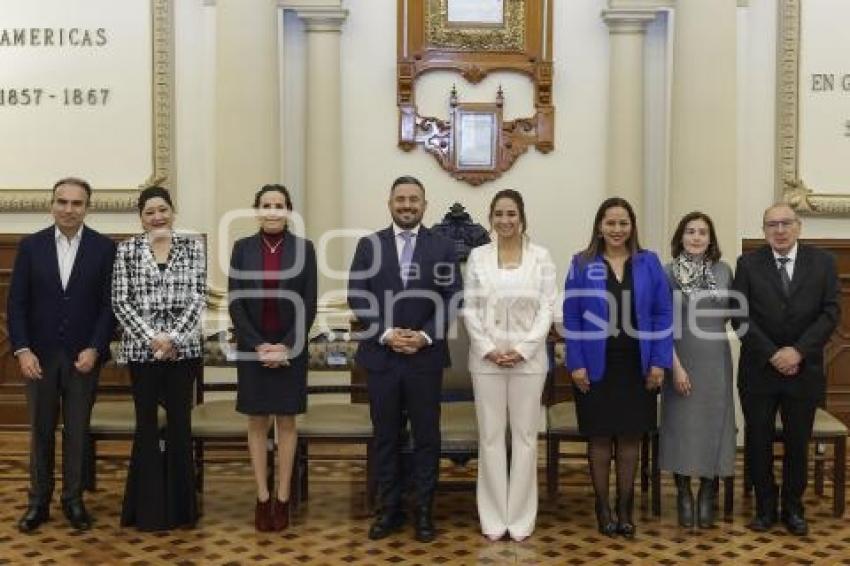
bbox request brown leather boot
[255,498,274,532]
[271,498,290,531]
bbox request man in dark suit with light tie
[348,176,462,542]
[7,178,116,533]
[733,203,840,536]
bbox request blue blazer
[347,226,462,373]
[7,225,117,361]
[563,250,673,382]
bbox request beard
[392,212,422,230]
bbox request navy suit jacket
[7,225,117,362]
[563,250,674,382]
[347,225,462,373]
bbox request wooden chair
[292,336,374,510]
[190,344,273,514]
[741,407,847,518]
[86,346,165,492]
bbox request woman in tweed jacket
[112,186,206,531]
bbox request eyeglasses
[763,219,797,230]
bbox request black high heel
[595,498,617,537]
[616,491,636,539]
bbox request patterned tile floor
[0,436,848,565]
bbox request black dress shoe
[18,506,49,533]
[413,506,436,543]
[368,511,405,540]
[62,500,92,531]
[746,513,776,532]
[780,512,808,536]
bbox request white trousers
[472,370,547,538]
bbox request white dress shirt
[392,223,420,260]
[773,242,798,280]
[56,226,83,291]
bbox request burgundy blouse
[260,232,284,336]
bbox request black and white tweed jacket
[111,232,207,363]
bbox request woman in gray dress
[660,211,735,529]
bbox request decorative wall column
[290,5,348,307]
[214,0,281,292]
[669,0,737,259]
[601,7,658,225]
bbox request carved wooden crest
[397,0,554,185]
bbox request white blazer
[463,240,557,374]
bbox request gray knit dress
[659,261,736,478]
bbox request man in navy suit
[7,178,116,533]
[348,176,462,542]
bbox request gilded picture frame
[776,0,850,215]
[0,0,173,213]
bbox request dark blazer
[7,225,116,361]
[228,231,318,361]
[563,250,674,382]
[732,243,840,400]
[347,225,462,373]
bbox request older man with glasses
[732,203,840,536]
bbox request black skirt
[574,344,657,437]
[235,356,307,416]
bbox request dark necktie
[399,231,414,287]
[777,256,792,296]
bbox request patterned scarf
[672,253,719,299]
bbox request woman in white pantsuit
[464,189,557,542]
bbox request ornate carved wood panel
[397,0,554,185]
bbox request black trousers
[367,366,442,510]
[741,390,817,516]
[121,360,197,531]
[25,351,99,506]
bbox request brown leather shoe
[271,498,289,531]
[255,498,274,532]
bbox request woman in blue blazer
[563,197,673,538]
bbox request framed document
[777,0,850,215]
[447,0,504,26]
[0,0,173,212]
[455,110,497,169]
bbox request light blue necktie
[399,231,414,287]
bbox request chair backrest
[442,318,473,401]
